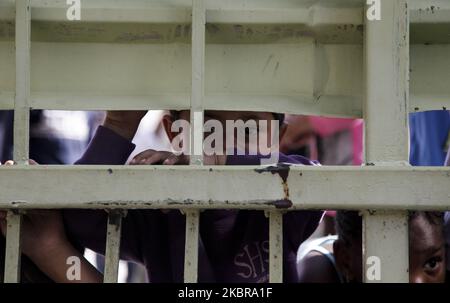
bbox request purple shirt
[63,126,323,282]
[445,155,450,272]
[445,212,450,272]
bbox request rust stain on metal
[267,199,292,209]
[107,210,125,232]
[255,163,292,209]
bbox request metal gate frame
[0,0,449,283]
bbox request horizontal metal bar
[0,92,14,110]
[0,165,449,210]
[0,43,447,116]
[29,93,190,111]
[205,94,361,118]
[0,5,367,24]
[3,92,448,117]
[32,7,360,24]
[28,94,360,118]
[2,92,448,117]
[0,1,448,25]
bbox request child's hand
[103,110,148,140]
[130,149,226,165]
[130,149,189,165]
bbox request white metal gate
[0,0,449,283]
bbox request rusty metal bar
[103,210,125,283]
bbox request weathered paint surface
[184,0,205,283]
[0,165,448,210]
[363,0,410,283]
[103,210,125,283]
[0,1,448,115]
[269,211,283,283]
[4,0,31,284]
[4,211,22,283]
[0,0,449,284]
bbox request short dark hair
[335,210,445,246]
[335,211,362,246]
[410,211,444,236]
[169,110,285,124]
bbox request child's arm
[63,111,150,266]
[0,161,102,283]
[0,210,102,283]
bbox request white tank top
[297,235,344,282]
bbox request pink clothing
[308,117,364,166]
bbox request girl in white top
[297,211,447,283]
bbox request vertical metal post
[4,0,31,283]
[269,211,283,283]
[184,210,200,283]
[103,211,125,283]
[184,0,205,283]
[4,211,22,283]
[363,0,410,283]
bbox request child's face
[409,215,446,283]
[336,216,446,283]
[164,110,284,155]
